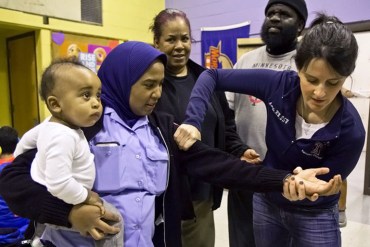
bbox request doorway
[7,32,39,136]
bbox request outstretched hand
[240,149,262,164]
[174,124,201,150]
[295,167,342,196]
[69,203,121,240]
[282,167,342,202]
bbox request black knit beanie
[265,0,308,25]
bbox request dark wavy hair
[149,8,192,42]
[295,13,358,76]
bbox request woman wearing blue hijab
[98,41,167,127]
[0,41,341,247]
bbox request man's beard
[260,22,299,51]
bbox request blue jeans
[253,193,341,247]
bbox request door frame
[7,31,40,136]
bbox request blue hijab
[98,41,167,127]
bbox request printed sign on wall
[201,21,250,69]
[51,32,119,73]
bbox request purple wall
[166,0,370,64]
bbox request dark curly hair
[0,126,18,154]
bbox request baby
[15,57,122,247]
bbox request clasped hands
[283,167,341,201]
[174,123,342,202]
[69,191,121,240]
[69,202,121,240]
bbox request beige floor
[214,152,370,247]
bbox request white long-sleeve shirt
[14,116,51,157]
[17,121,95,205]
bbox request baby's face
[52,67,102,129]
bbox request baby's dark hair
[40,56,89,101]
[149,8,192,42]
[0,126,18,154]
[295,12,358,76]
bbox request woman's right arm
[0,149,120,240]
[0,149,73,226]
[177,140,341,199]
[184,69,294,131]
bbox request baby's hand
[85,190,105,216]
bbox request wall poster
[51,32,119,73]
[201,21,250,69]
